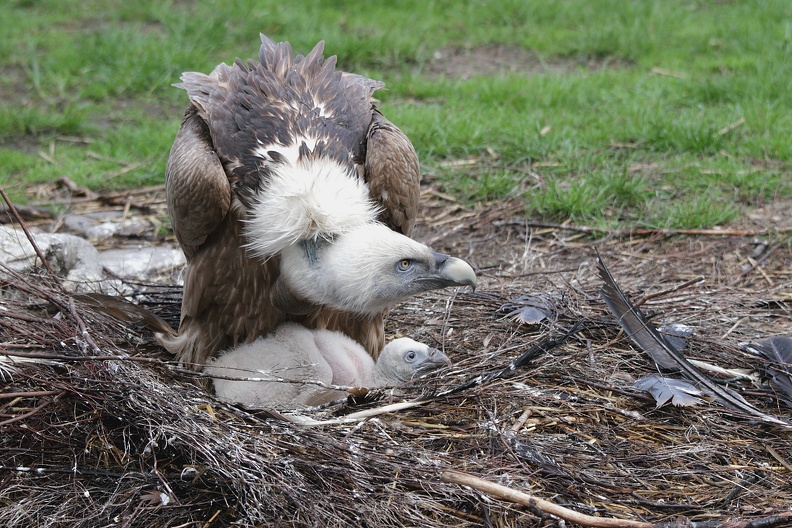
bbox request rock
[0,225,104,292]
[62,214,98,234]
[86,222,119,240]
[115,222,150,238]
[62,212,152,242]
[62,212,123,239]
[100,246,186,282]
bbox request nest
[2,193,792,527]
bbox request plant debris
[1,187,792,527]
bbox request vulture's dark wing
[365,111,421,236]
[165,107,231,259]
[176,38,380,202]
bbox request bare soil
[427,44,629,78]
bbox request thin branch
[0,390,62,399]
[284,399,430,426]
[440,469,653,528]
[0,394,61,427]
[0,348,362,393]
[0,348,160,363]
[0,185,60,281]
[738,244,780,280]
[67,297,102,354]
[634,276,705,307]
[493,219,792,237]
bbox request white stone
[0,225,104,292]
[99,246,186,281]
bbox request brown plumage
[161,35,475,370]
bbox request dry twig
[441,470,653,528]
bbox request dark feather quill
[438,320,583,398]
[596,251,789,428]
[597,255,679,371]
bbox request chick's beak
[428,347,452,367]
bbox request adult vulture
[161,35,476,369]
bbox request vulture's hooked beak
[414,347,452,376]
[428,347,452,367]
[431,252,477,291]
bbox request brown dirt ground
[426,44,629,79]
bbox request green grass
[1,0,791,230]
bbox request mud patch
[427,44,628,79]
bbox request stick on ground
[440,470,653,528]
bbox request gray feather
[634,374,709,408]
[597,254,680,371]
[499,293,557,325]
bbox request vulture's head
[374,338,451,385]
[244,156,477,316]
[276,223,476,315]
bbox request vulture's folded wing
[364,111,420,237]
[166,107,231,259]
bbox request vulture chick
[205,322,451,409]
[162,34,476,369]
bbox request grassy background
[1,0,790,230]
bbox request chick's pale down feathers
[206,323,449,409]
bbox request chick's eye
[397,259,413,272]
[404,351,417,362]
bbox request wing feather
[160,205,286,367]
[165,107,231,258]
[364,111,420,236]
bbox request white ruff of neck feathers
[244,157,381,259]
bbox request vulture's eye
[404,351,417,362]
[396,259,413,272]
